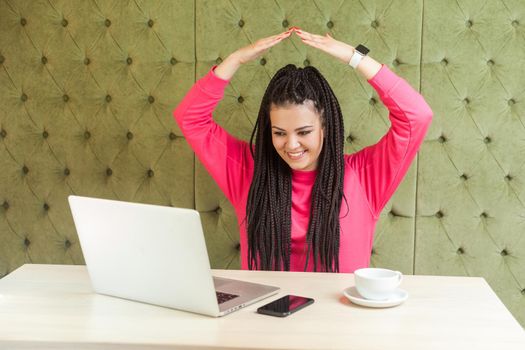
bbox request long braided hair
[245,64,348,272]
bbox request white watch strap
[349,50,364,68]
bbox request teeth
[287,151,306,159]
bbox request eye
[299,131,312,136]
[273,132,285,136]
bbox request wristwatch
[348,44,370,68]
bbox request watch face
[356,44,370,55]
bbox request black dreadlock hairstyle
[245,64,348,272]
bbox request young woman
[174,28,432,273]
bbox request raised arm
[173,29,294,205]
[348,65,432,217]
[294,29,432,217]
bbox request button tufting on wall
[105,19,111,27]
[500,249,508,256]
[126,57,132,65]
[64,168,70,176]
[463,97,470,105]
[480,212,488,218]
[484,136,491,144]
[63,94,69,102]
[282,19,288,28]
[21,93,28,102]
[61,19,68,27]
[43,131,49,139]
[2,201,8,210]
[22,165,29,174]
[435,210,444,218]
[147,169,154,177]
[0,55,4,64]
[65,240,71,249]
[215,207,222,214]
[465,20,473,28]
[238,19,245,27]
[303,59,310,66]
[43,203,49,211]
[237,96,244,103]
[20,18,27,26]
[0,129,6,138]
[11,11,525,309]
[148,95,155,104]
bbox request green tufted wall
[0,0,523,327]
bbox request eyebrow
[271,125,314,131]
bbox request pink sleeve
[347,65,433,218]
[173,65,253,205]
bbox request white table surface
[0,264,524,349]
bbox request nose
[286,135,300,150]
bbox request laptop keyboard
[216,291,239,304]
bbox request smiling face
[270,101,324,171]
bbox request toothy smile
[286,150,307,160]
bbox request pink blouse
[173,64,432,272]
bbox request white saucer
[343,286,408,308]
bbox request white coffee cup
[354,268,403,300]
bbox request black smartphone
[257,295,314,317]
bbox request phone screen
[257,295,314,317]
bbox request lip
[286,150,307,160]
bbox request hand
[232,29,294,64]
[215,29,294,80]
[293,29,354,65]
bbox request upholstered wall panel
[0,0,195,274]
[418,0,525,327]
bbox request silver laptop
[68,195,279,317]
